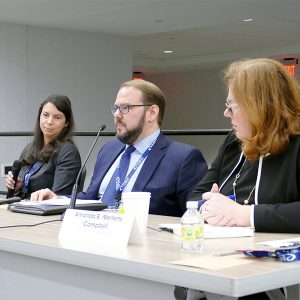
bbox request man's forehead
[115,86,143,103]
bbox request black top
[189,131,300,233]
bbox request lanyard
[114,138,157,201]
[24,161,40,191]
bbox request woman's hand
[30,188,58,201]
[5,171,23,193]
[201,190,251,227]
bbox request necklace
[232,158,256,205]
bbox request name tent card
[59,209,143,249]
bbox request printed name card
[59,209,143,249]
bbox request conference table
[0,206,300,300]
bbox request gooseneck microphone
[69,124,106,209]
[6,160,23,199]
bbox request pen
[159,227,174,234]
[213,250,239,256]
[198,194,236,207]
[227,194,236,200]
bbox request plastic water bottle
[118,200,125,214]
[181,201,204,252]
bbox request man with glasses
[31,80,207,217]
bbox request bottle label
[118,203,125,214]
[181,224,204,241]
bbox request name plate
[59,209,143,249]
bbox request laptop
[8,199,107,216]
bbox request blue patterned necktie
[101,145,135,206]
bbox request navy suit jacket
[77,133,207,217]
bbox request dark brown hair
[25,94,75,164]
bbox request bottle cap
[186,201,198,209]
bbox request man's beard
[116,114,145,145]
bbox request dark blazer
[77,133,208,217]
[18,142,81,197]
[189,131,300,233]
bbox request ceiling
[0,0,299,73]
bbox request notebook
[8,199,107,216]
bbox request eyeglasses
[111,104,152,115]
[225,102,239,115]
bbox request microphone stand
[69,124,106,209]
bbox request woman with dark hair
[189,57,300,233]
[6,94,81,198]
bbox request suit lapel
[132,133,168,191]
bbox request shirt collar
[130,129,160,154]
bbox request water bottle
[118,200,125,214]
[181,201,204,252]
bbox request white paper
[158,223,253,238]
[204,224,253,238]
[257,237,300,248]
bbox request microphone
[6,160,23,199]
[69,124,106,209]
[0,196,22,205]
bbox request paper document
[158,223,253,238]
[257,237,300,248]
